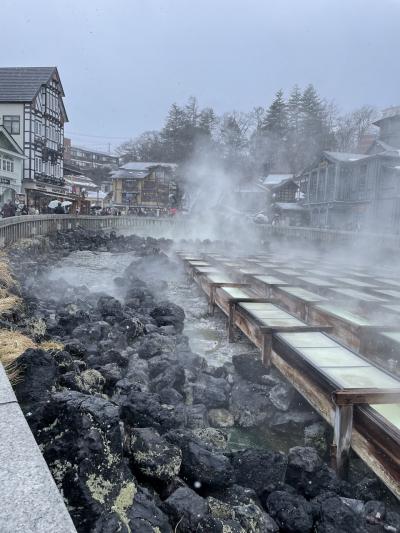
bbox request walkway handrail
[0,214,178,246]
[0,215,399,249]
[262,224,400,247]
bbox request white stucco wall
[0,103,24,150]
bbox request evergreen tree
[296,84,335,170]
[160,103,187,162]
[198,107,217,135]
[287,85,302,132]
[286,85,304,173]
[184,96,200,127]
[261,89,288,138]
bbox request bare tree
[335,105,378,152]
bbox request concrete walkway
[0,364,76,533]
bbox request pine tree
[298,84,334,170]
[287,85,302,132]
[184,96,200,127]
[198,107,217,136]
[161,103,187,162]
[261,89,288,139]
[286,85,303,173]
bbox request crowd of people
[0,199,179,218]
[1,200,29,217]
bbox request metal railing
[0,215,398,249]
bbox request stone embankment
[2,227,400,532]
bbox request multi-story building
[112,162,176,210]
[64,139,119,169]
[299,107,400,233]
[0,66,69,210]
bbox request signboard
[24,180,72,196]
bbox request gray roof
[71,145,119,158]
[324,151,369,162]
[260,173,293,186]
[111,169,149,180]
[121,161,177,171]
[372,140,400,157]
[0,67,58,102]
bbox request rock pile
[7,228,400,532]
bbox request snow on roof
[64,175,97,188]
[260,174,293,186]
[86,190,107,199]
[71,145,119,158]
[324,151,369,162]
[372,140,400,156]
[111,169,149,180]
[121,161,177,171]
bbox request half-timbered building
[0,67,69,209]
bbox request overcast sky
[2,0,400,151]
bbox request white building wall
[0,103,24,150]
[0,148,24,200]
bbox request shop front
[23,180,77,213]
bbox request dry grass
[0,329,37,384]
[0,329,36,367]
[0,331,64,384]
[40,340,64,352]
[0,259,17,290]
[0,295,23,314]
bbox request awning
[25,190,76,201]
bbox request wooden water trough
[273,331,400,481]
[179,251,400,499]
[307,303,392,353]
[270,285,328,321]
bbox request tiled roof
[0,67,56,102]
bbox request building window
[3,115,20,135]
[35,157,43,173]
[309,171,318,201]
[1,157,14,172]
[34,120,42,136]
[357,164,367,199]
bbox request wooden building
[111,162,176,210]
[256,173,305,225]
[299,109,400,233]
[258,174,299,203]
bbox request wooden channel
[179,251,400,499]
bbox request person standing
[54,202,65,214]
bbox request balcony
[34,173,65,187]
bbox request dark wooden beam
[333,388,400,406]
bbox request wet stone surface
[5,228,400,532]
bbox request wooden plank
[333,405,353,478]
[262,333,272,368]
[333,388,400,406]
